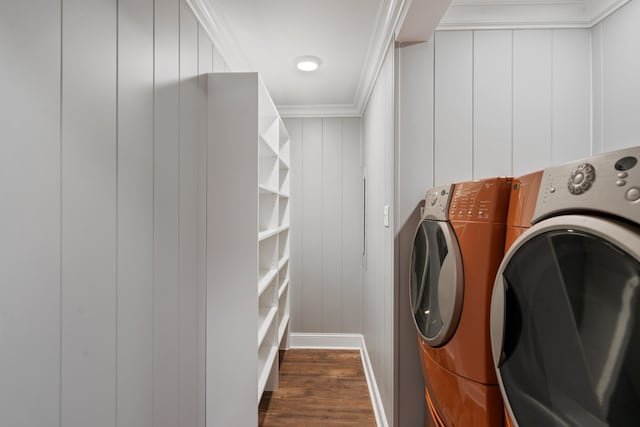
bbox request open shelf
[278,314,289,345]
[258,306,278,348]
[259,120,279,154]
[259,154,279,191]
[278,256,289,271]
[259,135,278,158]
[259,193,278,234]
[279,161,290,195]
[258,269,278,296]
[258,228,278,242]
[258,342,278,400]
[278,278,289,299]
[279,229,289,260]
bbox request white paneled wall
[400,28,592,188]
[362,45,395,427]
[284,117,363,334]
[0,0,219,425]
[0,2,61,426]
[592,0,640,153]
[434,31,473,184]
[117,0,154,425]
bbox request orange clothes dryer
[504,171,543,254]
[500,171,543,427]
[410,177,512,426]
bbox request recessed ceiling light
[296,56,321,72]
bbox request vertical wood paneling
[321,119,343,332]
[513,30,552,176]
[552,29,591,163]
[600,0,640,151]
[198,25,213,75]
[61,0,117,425]
[341,118,363,333]
[284,118,304,332]
[434,31,473,185]
[301,118,323,332]
[591,23,604,154]
[179,4,199,426]
[397,39,434,226]
[117,0,154,425]
[474,30,513,178]
[213,46,225,72]
[0,2,61,425]
[196,21,211,427]
[395,40,433,427]
[153,0,180,425]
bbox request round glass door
[494,220,640,427]
[410,219,463,347]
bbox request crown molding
[437,0,629,30]
[277,103,361,118]
[185,0,251,71]
[352,0,410,116]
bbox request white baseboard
[288,333,389,427]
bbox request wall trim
[185,0,251,71]
[289,333,389,427]
[437,0,629,30]
[277,104,361,119]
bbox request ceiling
[211,0,381,112]
[190,0,626,117]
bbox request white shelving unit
[206,73,290,427]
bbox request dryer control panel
[533,145,640,224]
[422,184,453,221]
[449,177,512,223]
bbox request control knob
[428,191,439,206]
[567,163,595,195]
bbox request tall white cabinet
[206,73,290,426]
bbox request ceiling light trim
[185,0,252,72]
[437,0,629,30]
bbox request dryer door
[410,219,463,347]
[491,215,640,427]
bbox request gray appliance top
[533,145,640,225]
[422,184,454,221]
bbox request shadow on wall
[394,200,428,427]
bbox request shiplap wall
[592,0,640,153]
[0,1,226,425]
[283,117,363,334]
[432,28,591,184]
[362,45,395,427]
[395,29,591,191]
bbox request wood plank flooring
[259,349,376,426]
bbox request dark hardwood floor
[259,349,376,426]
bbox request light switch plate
[383,205,390,227]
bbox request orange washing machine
[410,177,512,426]
[491,146,640,426]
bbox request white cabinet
[206,73,290,426]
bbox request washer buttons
[618,172,628,179]
[626,187,640,202]
[617,180,627,187]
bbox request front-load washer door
[491,215,640,427]
[410,219,464,347]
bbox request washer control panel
[534,146,640,224]
[449,177,512,223]
[422,184,454,221]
